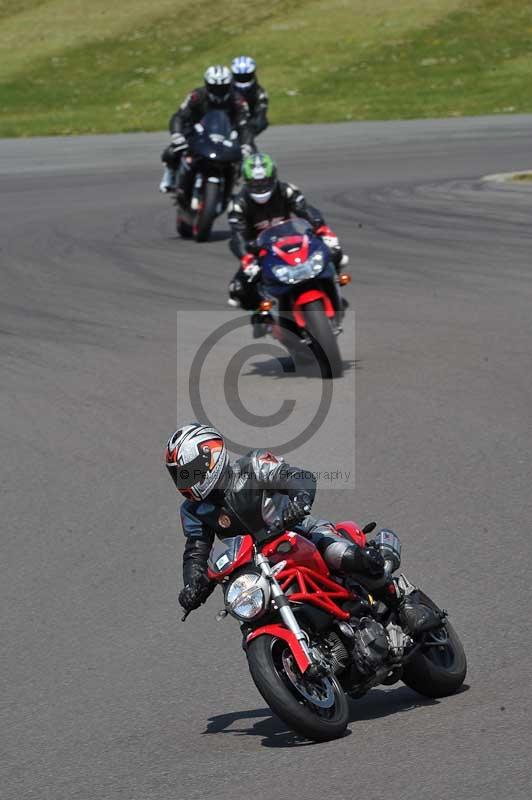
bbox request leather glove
[282,491,312,528]
[240,253,260,281]
[355,543,385,577]
[241,143,253,159]
[178,574,214,612]
[314,224,340,251]
[170,132,188,152]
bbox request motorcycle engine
[352,617,390,675]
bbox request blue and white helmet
[231,56,257,89]
[204,65,232,104]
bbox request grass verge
[1,0,532,136]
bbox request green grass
[1,0,532,136]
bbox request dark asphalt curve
[2,115,532,800]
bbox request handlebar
[266,503,311,537]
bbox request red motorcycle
[195,519,467,742]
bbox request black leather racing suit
[162,86,252,170]
[179,449,364,593]
[228,182,324,260]
[234,82,269,138]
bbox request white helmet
[165,423,229,501]
[204,65,232,105]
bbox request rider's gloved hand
[240,253,260,282]
[170,132,188,153]
[241,143,253,159]
[315,225,348,273]
[282,491,312,527]
[356,543,385,577]
[314,224,340,250]
[178,574,214,612]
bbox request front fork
[255,552,325,674]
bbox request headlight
[310,252,324,274]
[271,252,324,284]
[226,573,268,620]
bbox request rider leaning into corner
[227,152,350,336]
[159,65,253,197]
[230,56,269,139]
[165,423,437,634]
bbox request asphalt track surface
[2,115,532,800]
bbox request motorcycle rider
[159,65,253,198]
[227,152,348,335]
[230,56,269,140]
[165,423,435,634]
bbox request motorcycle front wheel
[246,634,349,741]
[195,181,219,242]
[302,300,343,379]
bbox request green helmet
[242,152,277,204]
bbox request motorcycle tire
[302,300,343,379]
[246,634,349,742]
[194,181,219,242]
[402,592,467,698]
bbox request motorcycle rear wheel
[246,634,349,741]
[402,592,467,698]
[302,300,343,379]
[195,181,219,242]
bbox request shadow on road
[201,684,466,748]
[243,356,357,380]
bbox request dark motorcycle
[186,513,466,742]
[177,110,241,242]
[255,220,350,378]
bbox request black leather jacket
[180,449,324,585]
[228,182,325,259]
[235,82,269,136]
[169,86,252,146]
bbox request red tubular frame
[275,565,352,620]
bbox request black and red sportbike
[254,220,350,379]
[187,516,466,742]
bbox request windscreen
[200,110,234,138]
[208,536,244,574]
[257,219,312,248]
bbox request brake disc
[281,650,335,709]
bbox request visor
[206,83,231,101]
[167,452,209,490]
[248,177,275,195]
[233,75,255,89]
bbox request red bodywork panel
[335,520,367,548]
[263,531,329,575]
[272,235,310,266]
[246,624,312,672]
[292,289,335,328]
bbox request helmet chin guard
[250,190,274,204]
